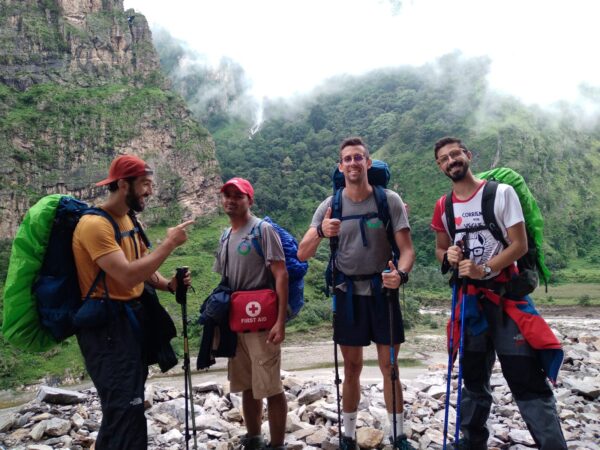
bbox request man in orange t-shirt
[73,154,193,450]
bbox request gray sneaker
[240,434,266,450]
[340,435,359,450]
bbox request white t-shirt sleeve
[495,184,524,231]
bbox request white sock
[343,411,358,438]
[388,412,404,437]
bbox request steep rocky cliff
[0,0,221,239]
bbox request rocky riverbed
[0,316,599,450]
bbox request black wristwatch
[397,270,409,284]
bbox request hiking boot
[340,435,359,450]
[390,434,415,450]
[240,434,266,450]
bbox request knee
[378,359,397,376]
[344,360,363,380]
[500,355,552,400]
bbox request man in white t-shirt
[431,137,566,450]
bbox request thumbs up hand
[321,207,341,238]
[382,260,402,289]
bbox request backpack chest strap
[340,212,379,247]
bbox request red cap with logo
[220,177,254,200]
[96,155,153,186]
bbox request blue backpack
[326,160,399,293]
[250,217,309,320]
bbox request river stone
[163,428,184,443]
[298,386,329,405]
[314,407,339,422]
[70,412,85,429]
[423,428,445,446]
[508,429,535,445]
[36,386,86,405]
[193,382,223,395]
[0,413,17,432]
[27,445,53,450]
[357,427,384,448]
[44,417,70,436]
[223,407,243,422]
[30,412,52,422]
[29,420,47,440]
[305,427,330,445]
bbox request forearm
[275,271,289,323]
[99,239,178,290]
[397,247,415,273]
[147,271,172,292]
[297,227,320,261]
[485,242,526,272]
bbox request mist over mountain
[154,32,600,271]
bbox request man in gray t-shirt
[298,137,416,450]
[215,177,288,450]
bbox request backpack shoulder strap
[128,210,151,249]
[84,208,122,244]
[331,188,343,220]
[481,180,508,247]
[250,218,265,258]
[444,190,456,241]
[373,185,400,261]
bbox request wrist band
[316,223,325,238]
[397,270,409,284]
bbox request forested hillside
[156,37,600,272]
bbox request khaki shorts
[228,331,283,399]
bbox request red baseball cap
[220,177,254,200]
[96,155,153,186]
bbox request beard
[126,184,146,212]
[445,161,469,181]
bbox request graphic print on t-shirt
[366,217,383,229]
[452,193,502,266]
[237,237,252,255]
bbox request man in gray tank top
[297,137,416,450]
[214,177,289,450]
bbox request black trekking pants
[459,300,567,450]
[77,302,148,450]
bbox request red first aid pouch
[229,289,277,333]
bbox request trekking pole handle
[175,266,189,305]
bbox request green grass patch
[533,283,600,306]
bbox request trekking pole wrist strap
[441,252,451,274]
[167,279,175,295]
[397,270,409,284]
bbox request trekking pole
[383,270,399,449]
[454,238,470,445]
[176,267,198,450]
[442,276,459,450]
[329,239,343,444]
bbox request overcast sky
[124,0,599,107]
